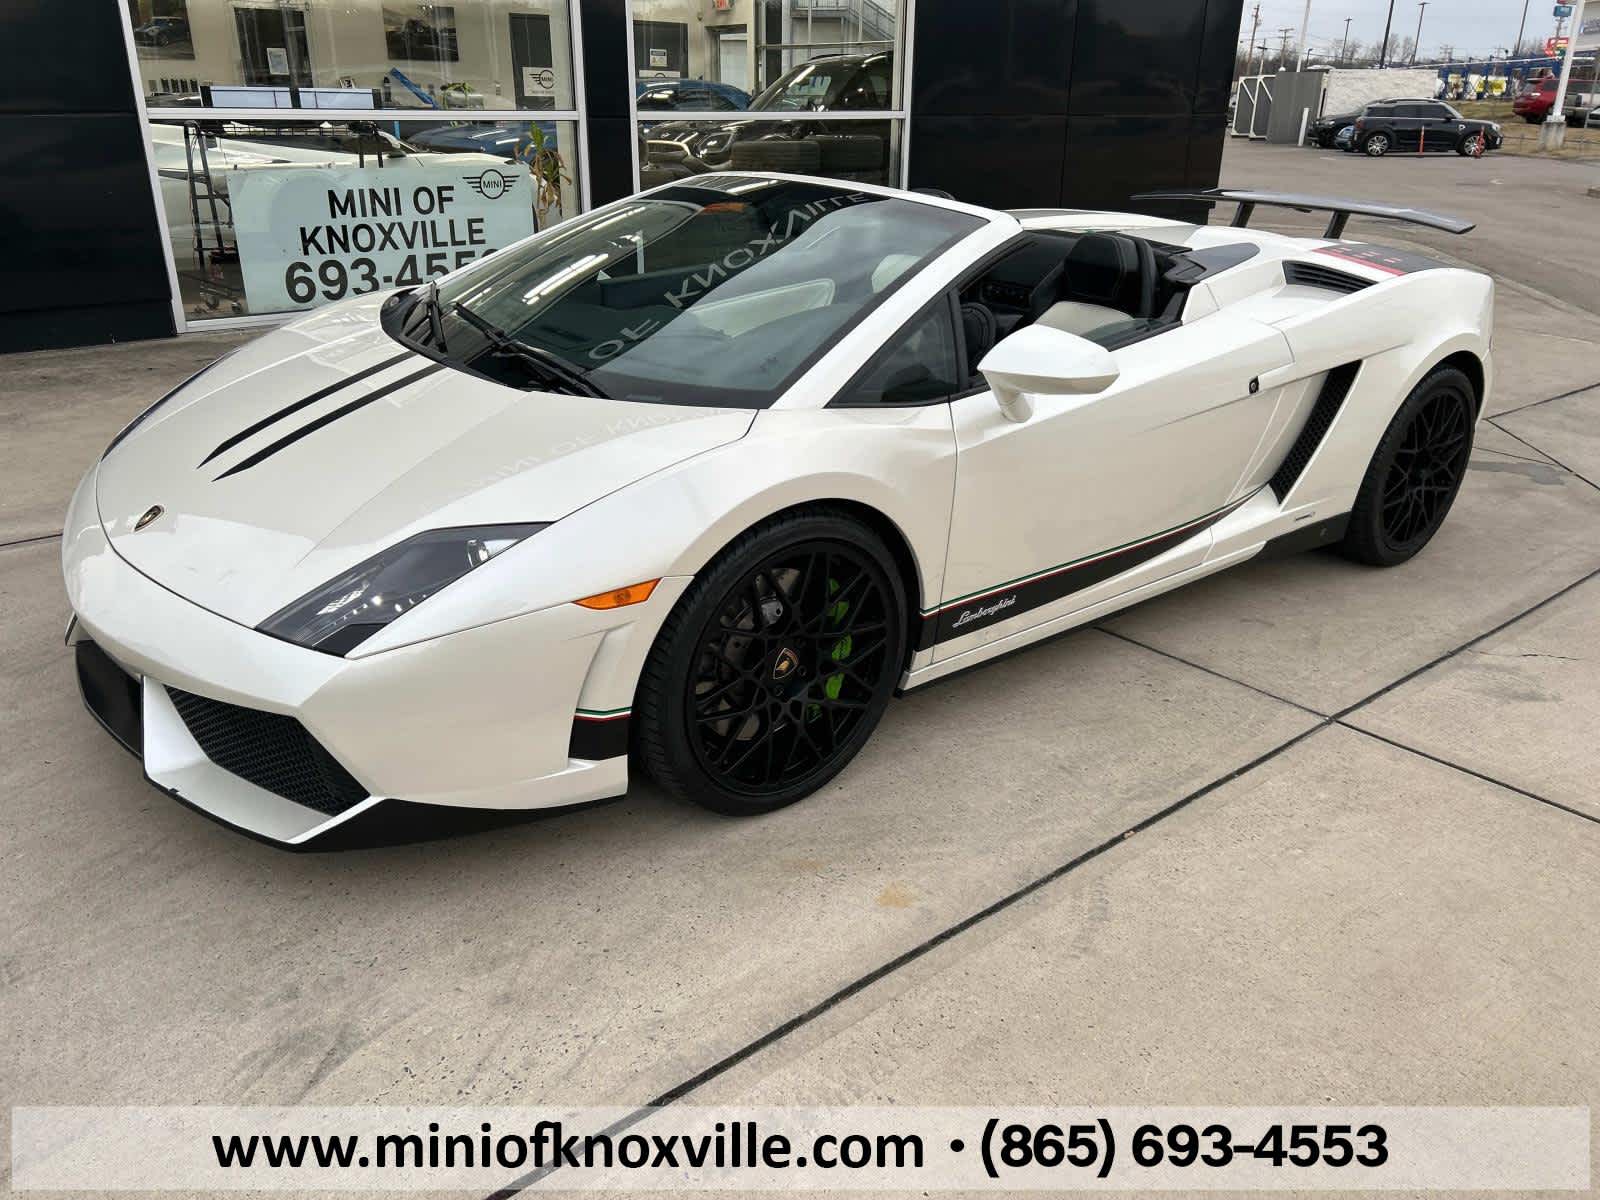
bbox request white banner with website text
[10,1105,1590,1191]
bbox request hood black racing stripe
[213,363,444,481]
[197,351,413,468]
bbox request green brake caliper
[806,578,851,722]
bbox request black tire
[1522,113,1543,124]
[1362,132,1391,156]
[730,138,822,172]
[634,509,907,815]
[1340,366,1476,567]
[1456,132,1484,156]
[812,133,885,171]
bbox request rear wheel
[634,510,906,815]
[1363,132,1391,156]
[1340,367,1476,566]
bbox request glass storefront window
[626,0,907,192]
[151,117,580,320]
[630,0,902,101]
[128,0,578,112]
[640,117,899,187]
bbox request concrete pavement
[4,145,1600,1198]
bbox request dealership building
[5,0,1242,352]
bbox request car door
[932,308,1293,661]
[1421,104,1458,150]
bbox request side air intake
[1283,261,1373,294]
[1270,362,1362,501]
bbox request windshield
[399,179,983,408]
[750,62,849,111]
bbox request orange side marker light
[574,579,660,609]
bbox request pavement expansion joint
[1485,418,1600,493]
[1338,721,1600,830]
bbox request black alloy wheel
[1341,366,1476,566]
[635,510,906,815]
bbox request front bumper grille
[76,640,143,755]
[165,687,369,817]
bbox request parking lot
[6,137,1600,1194]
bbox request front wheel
[1456,132,1485,156]
[634,509,907,815]
[1363,132,1391,156]
[1340,367,1476,566]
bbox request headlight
[103,352,233,458]
[698,132,732,156]
[259,523,548,656]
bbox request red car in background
[1514,74,1559,122]
[1514,72,1598,124]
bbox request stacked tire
[730,138,822,173]
[812,134,886,183]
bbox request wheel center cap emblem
[135,505,164,531]
[772,647,799,681]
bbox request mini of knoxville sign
[229,161,537,312]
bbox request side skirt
[1257,513,1349,559]
[899,508,1350,693]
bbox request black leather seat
[1028,232,1158,338]
[960,301,997,365]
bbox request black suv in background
[1351,100,1503,156]
[642,52,894,182]
[1308,110,1361,148]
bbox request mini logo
[467,168,516,200]
[134,505,164,531]
[772,647,799,681]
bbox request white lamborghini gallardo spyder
[64,176,1492,844]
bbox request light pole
[1295,0,1314,67]
[1377,0,1397,65]
[1513,0,1530,57]
[1340,16,1352,63]
[1542,0,1585,149]
[1412,1,1427,63]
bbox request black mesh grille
[1270,362,1362,501]
[1283,262,1374,294]
[166,688,368,816]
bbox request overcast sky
[1234,0,1573,62]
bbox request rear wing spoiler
[1129,188,1476,239]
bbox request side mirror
[977,325,1121,423]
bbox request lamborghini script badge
[135,505,164,531]
[772,647,799,681]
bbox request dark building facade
[1,0,1241,353]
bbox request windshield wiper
[450,301,610,399]
[405,281,448,352]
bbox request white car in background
[65,177,1492,845]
